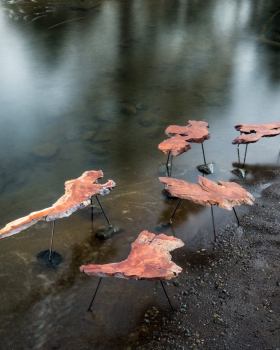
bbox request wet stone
[232,167,247,179]
[197,162,214,175]
[95,225,120,240]
[138,114,156,128]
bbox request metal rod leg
[169,154,173,177]
[90,196,94,229]
[201,143,207,165]
[243,144,248,168]
[166,151,171,177]
[87,277,103,312]
[169,199,183,224]
[210,205,217,242]
[95,196,112,227]
[48,221,56,261]
[160,280,174,311]
[237,145,240,164]
[232,207,240,227]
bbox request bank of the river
[125,176,280,349]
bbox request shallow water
[0,0,280,349]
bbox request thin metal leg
[169,199,183,224]
[166,151,171,177]
[210,205,217,242]
[201,143,207,165]
[170,225,177,237]
[48,221,56,261]
[169,154,173,177]
[243,144,248,168]
[90,196,94,230]
[87,277,103,312]
[160,280,174,311]
[95,196,112,227]
[237,144,240,164]
[232,207,240,226]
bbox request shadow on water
[0,0,280,348]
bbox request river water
[0,0,280,349]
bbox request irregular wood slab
[0,170,115,239]
[159,176,254,210]
[233,132,264,144]
[233,122,280,144]
[235,122,280,133]
[165,120,209,143]
[158,135,191,156]
[80,230,184,280]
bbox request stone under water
[158,135,191,157]
[159,176,254,210]
[0,170,115,239]
[80,230,184,280]
[197,163,214,175]
[233,122,280,144]
[165,120,210,143]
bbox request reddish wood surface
[0,170,115,239]
[165,120,209,143]
[159,176,254,210]
[80,230,184,280]
[233,122,280,144]
[158,135,191,156]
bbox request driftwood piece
[233,122,280,144]
[80,230,184,280]
[165,120,209,143]
[0,170,115,239]
[158,135,191,156]
[159,176,254,210]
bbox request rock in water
[159,175,254,210]
[95,225,120,240]
[32,143,59,159]
[80,230,184,280]
[0,170,116,239]
[197,162,214,175]
[232,167,247,179]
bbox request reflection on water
[0,0,280,348]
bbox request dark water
[0,0,280,349]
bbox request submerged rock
[32,143,59,159]
[197,162,214,175]
[95,225,120,240]
[121,103,137,115]
[82,130,97,141]
[137,114,156,128]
